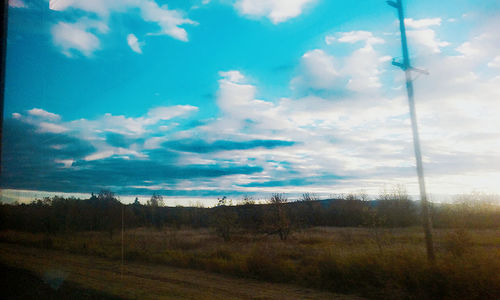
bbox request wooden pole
[388,0,435,263]
[121,203,124,280]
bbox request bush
[443,229,472,257]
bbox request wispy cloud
[127,34,142,54]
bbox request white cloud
[192,70,415,194]
[55,159,75,168]
[146,105,198,125]
[51,19,106,57]
[204,71,290,135]
[216,71,271,119]
[488,56,500,68]
[343,44,383,91]
[9,0,27,8]
[140,1,197,42]
[234,0,315,24]
[127,34,142,54]
[12,104,198,165]
[28,108,61,121]
[196,18,500,195]
[294,31,386,93]
[456,33,499,60]
[9,110,67,133]
[37,122,69,134]
[292,49,342,90]
[456,41,480,57]
[400,18,449,54]
[407,29,450,54]
[84,150,116,161]
[50,0,196,56]
[50,0,135,16]
[325,36,335,45]
[335,31,384,45]
[12,15,500,196]
[63,105,198,162]
[143,137,167,150]
[405,18,442,29]
[219,70,246,83]
[70,106,196,137]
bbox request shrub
[443,229,472,257]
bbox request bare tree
[300,193,319,202]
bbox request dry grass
[0,243,355,300]
[1,227,499,299]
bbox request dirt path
[0,243,363,299]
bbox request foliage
[1,190,499,235]
[1,227,499,299]
[266,194,291,241]
[212,196,237,241]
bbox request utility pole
[387,0,435,263]
[121,203,124,280]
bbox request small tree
[212,196,237,242]
[237,195,263,232]
[96,190,121,239]
[268,193,290,241]
[363,207,387,254]
[147,193,165,228]
[377,186,417,227]
[147,193,165,207]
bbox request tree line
[0,190,498,238]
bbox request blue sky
[2,0,500,203]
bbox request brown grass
[1,227,499,299]
[0,243,354,300]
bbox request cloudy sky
[2,0,500,203]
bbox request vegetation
[0,190,499,299]
[1,226,499,299]
[3,189,498,234]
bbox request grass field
[0,243,356,300]
[1,226,499,299]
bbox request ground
[0,243,364,300]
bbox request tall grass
[1,226,499,299]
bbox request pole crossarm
[392,59,429,75]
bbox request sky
[2,0,500,204]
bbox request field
[0,243,351,300]
[1,226,499,299]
